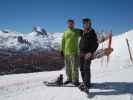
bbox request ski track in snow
[93,64,133,79]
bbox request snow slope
[0,30,133,100]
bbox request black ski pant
[80,57,91,88]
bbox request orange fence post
[126,38,133,63]
[107,31,112,64]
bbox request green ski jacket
[61,28,81,56]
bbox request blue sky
[0,0,132,35]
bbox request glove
[60,51,64,58]
[85,52,92,60]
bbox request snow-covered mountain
[0,29,133,100]
[0,28,110,51]
[0,29,62,51]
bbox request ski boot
[79,83,89,94]
[44,74,63,86]
[56,74,63,86]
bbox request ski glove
[61,51,64,58]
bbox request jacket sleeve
[90,30,99,53]
[76,28,83,37]
[60,32,65,52]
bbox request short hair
[83,18,91,24]
[67,19,74,23]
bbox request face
[67,21,74,29]
[83,21,90,29]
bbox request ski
[43,74,77,87]
[94,48,113,59]
[44,81,77,87]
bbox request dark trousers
[80,57,91,87]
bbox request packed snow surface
[0,29,133,100]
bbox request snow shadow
[90,82,133,96]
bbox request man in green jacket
[61,19,81,86]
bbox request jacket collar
[83,27,92,35]
[67,28,74,30]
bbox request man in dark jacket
[79,18,99,93]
